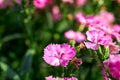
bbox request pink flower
[101,68,111,80]
[33,0,47,9]
[64,30,86,43]
[75,32,86,43]
[75,12,86,24]
[46,76,62,80]
[118,0,120,3]
[109,43,120,54]
[104,55,120,79]
[45,76,78,80]
[65,30,75,40]
[112,24,120,42]
[33,0,52,9]
[113,24,120,33]
[51,5,62,21]
[112,32,120,42]
[43,43,76,67]
[95,10,114,26]
[75,0,86,7]
[0,0,12,8]
[100,10,114,23]
[86,30,112,46]
[75,13,99,27]
[64,77,78,80]
[15,0,21,5]
[62,0,74,4]
[0,0,7,8]
[84,42,98,50]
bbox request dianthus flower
[43,43,76,67]
[99,10,114,24]
[75,12,86,24]
[104,55,120,79]
[64,30,86,43]
[33,0,52,9]
[113,24,120,33]
[15,0,21,5]
[45,76,78,80]
[0,0,11,8]
[75,0,86,7]
[118,0,120,3]
[112,24,120,42]
[86,30,112,46]
[0,0,6,8]
[84,42,98,50]
[62,0,74,4]
[109,43,120,54]
[101,68,111,80]
[51,5,62,21]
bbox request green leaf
[56,20,69,32]
[46,9,53,29]
[2,33,25,43]
[0,61,20,80]
[19,48,35,76]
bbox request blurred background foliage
[0,0,120,80]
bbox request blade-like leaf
[0,61,20,80]
[19,48,35,76]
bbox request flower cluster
[1,0,120,80]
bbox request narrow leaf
[0,61,20,80]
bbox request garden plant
[0,0,120,80]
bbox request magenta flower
[75,32,86,43]
[75,0,86,7]
[75,13,100,27]
[113,24,120,33]
[84,42,98,50]
[15,0,21,5]
[109,43,120,54]
[0,0,7,8]
[86,30,112,46]
[112,32,120,42]
[75,12,86,24]
[64,30,75,40]
[104,54,120,79]
[93,10,114,27]
[112,24,120,42]
[64,30,86,43]
[43,43,76,67]
[62,0,74,4]
[33,0,47,9]
[45,76,62,80]
[0,0,12,8]
[64,77,78,80]
[45,76,78,80]
[101,68,112,80]
[51,5,62,21]
[33,0,52,9]
[99,10,114,24]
